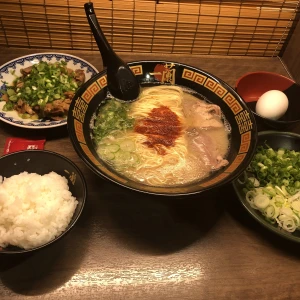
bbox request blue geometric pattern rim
[0,52,98,129]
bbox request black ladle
[84,2,140,102]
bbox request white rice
[0,171,78,250]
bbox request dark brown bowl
[0,150,86,254]
[68,60,257,196]
[235,71,300,130]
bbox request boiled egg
[255,90,289,120]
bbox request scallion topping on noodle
[93,85,231,187]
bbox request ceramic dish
[233,131,300,242]
[235,71,300,130]
[68,60,257,196]
[0,150,87,254]
[0,52,98,129]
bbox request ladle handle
[84,2,120,68]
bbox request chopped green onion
[243,144,300,233]
[9,95,18,102]
[7,89,16,96]
[0,60,84,120]
[254,194,270,209]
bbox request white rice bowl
[0,171,78,250]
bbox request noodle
[123,85,188,185]
[94,85,230,187]
[129,85,185,120]
[109,131,188,186]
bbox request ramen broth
[93,85,231,187]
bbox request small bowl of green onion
[233,131,300,242]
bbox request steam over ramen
[92,85,231,187]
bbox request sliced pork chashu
[183,96,229,171]
[188,130,229,171]
[182,96,224,129]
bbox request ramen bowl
[235,71,300,130]
[68,61,257,196]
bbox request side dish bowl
[0,52,98,129]
[0,150,87,254]
[233,131,300,242]
[235,71,300,130]
[68,60,257,196]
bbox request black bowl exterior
[253,112,299,131]
[68,61,257,196]
[0,150,87,254]
[233,131,300,242]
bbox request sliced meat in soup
[182,95,224,129]
[188,130,229,171]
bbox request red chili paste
[134,106,182,155]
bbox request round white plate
[0,52,99,129]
